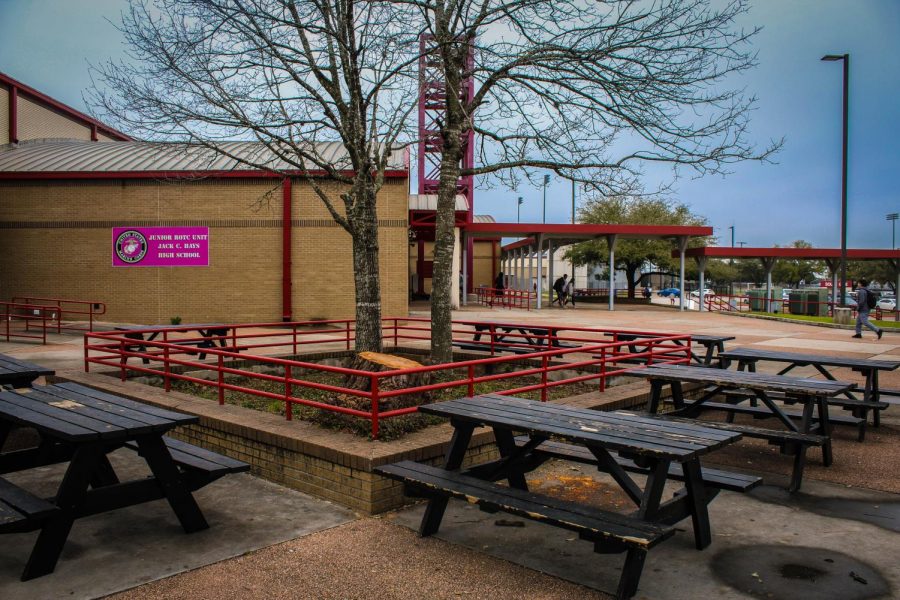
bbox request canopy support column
[607,235,618,311]
[677,236,689,311]
[536,234,544,309]
[517,247,524,290]
[696,256,708,312]
[761,257,777,313]
[528,243,535,297]
[461,232,468,306]
[548,239,555,307]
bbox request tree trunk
[351,183,383,352]
[625,263,640,299]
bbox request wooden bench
[452,342,535,355]
[512,436,761,493]
[718,388,876,441]
[0,476,59,534]
[377,460,673,600]
[125,436,250,489]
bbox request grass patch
[749,312,900,328]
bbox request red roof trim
[0,169,409,181]
[1,71,132,141]
[674,247,900,260]
[467,222,712,241]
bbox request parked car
[689,288,716,298]
[876,297,897,311]
[657,287,680,297]
[842,294,858,308]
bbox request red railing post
[489,325,496,356]
[119,341,126,381]
[346,321,351,350]
[84,337,89,372]
[164,346,171,392]
[600,347,607,392]
[467,364,475,397]
[217,353,225,405]
[56,301,61,334]
[292,325,298,355]
[285,364,293,420]
[647,340,654,366]
[370,375,380,439]
[540,354,549,401]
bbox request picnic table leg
[670,382,685,410]
[617,549,648,600]
[647,380,664,414]
[871,370,881,428]
[135,435,209,533]
[491,427,529,491]
[815,397,833,467]
[681,458,712,550]
[22,443,105,580]
[420,422,474,537]
[89,453,120,488]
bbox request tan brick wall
[0,86,8,145]
[472,239,498,289]
[17,95,92,141]
[0,177,408,323]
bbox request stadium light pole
[542,174,550,223]
[728,225,735,247]
[887,213,898,249]
[517,196,523,223]
[822,53,849,306]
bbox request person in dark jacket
[853,279,883,339]
[553,274,568,307]
[494,272,505,296]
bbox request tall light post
[728,225,735,247]
[887,213,898,249]
[542,174,550,223]
[822,53,849,306]
[517,196,523,223]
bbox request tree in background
[89,0,419,352]
[407,0,780,362]
[771,241,823,287]
[847,261,899,292]
[566,196,711,298]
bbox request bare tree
[89,0,419,351]
[404,0,781,362]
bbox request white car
[876,297,897,311]
[689,289,716,298]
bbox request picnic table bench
[376,394,745,599]
[604,332,735,367]
[0,382,248,580]
[454,323,578,355]
[625,365,854,492]
[0,354,55,389]
[114,324,240,365]
[719,347,897,431]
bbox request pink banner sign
[112,227,210,267]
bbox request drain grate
[711,544,889,600]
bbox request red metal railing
[474,287,536,310]
[1,302,53,344]
[11,296,106,333]
[84,318,691,438]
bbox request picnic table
[377,394,749,599]
[626,364,855,491]
[457,322,577,354]
[114,324,238,364]
[719,347,897,430]
[605,332,735,367]
[0,354,54,388]
[0,382,247,580]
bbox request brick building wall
[0,177,409,323]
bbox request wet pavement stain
[711,544,890,600]
[749,486,900,532]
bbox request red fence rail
[1,302,54,344]
[701,293,899,320]
[84,317,691,438]
[474,287,536,310]
[11,296,106,334]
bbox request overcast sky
[1,0,898,249]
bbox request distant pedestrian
[853,279,883,340]
[494,272,505,296]
[553,274,568,307]
[564,277,576,307]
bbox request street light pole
[728,225,735,247]
[517,196,523,223]
[542,174,550,224]
[887,213,898,249]
[822,53,849,306]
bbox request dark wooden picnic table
[606,332,735,367]
[0,382,246,580]
[114,324,237,364]
[0,354,54,388]
[378,394,746,599]
[462,322,577,353]
[719,347,898,427]
[626,364,855,490]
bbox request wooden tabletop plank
[0,354,54,380]
[718,347,900,371]
[624,365,853,396]
[422,396,740,459]
[53,383,198,425]
[0,396,100,441]
[36,385,179,429]
[22,388,160,435]
[605,333,734,344]
[0,389,129,439]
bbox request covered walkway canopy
[672,247,900,310]
[461,222,712,310]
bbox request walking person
[553,274,568,307]
[564,276,576,307]
[491,271,505,307]
[853,278,883,340]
